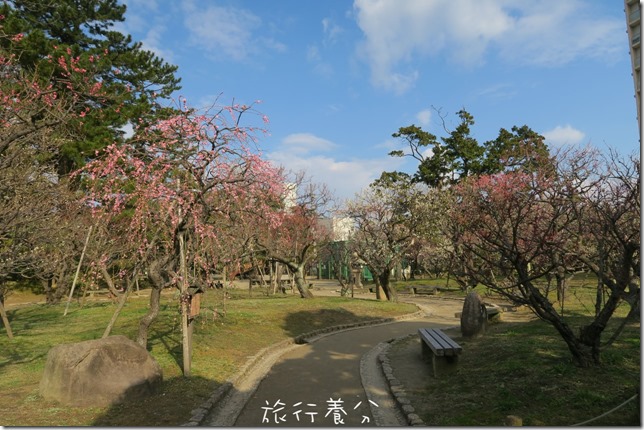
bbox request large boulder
[460,291,487,338]
[39,335,162,407]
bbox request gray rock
[402,404,415,413]
[408,413,423,425]
[460,291,487,338]
[39,335,162,407]
[504,415,523,426]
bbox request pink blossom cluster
[453,170,567,265]
[76,99,287,286]
[0,32,112,132]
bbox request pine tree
[0,0,181,173]
[385,110,552,188]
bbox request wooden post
[0,299,13,339]
[64,225,93,316]
[179,231,191,377]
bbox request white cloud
[141,25,174,64]
[542,125,586,146]
[497,2,623,66]
[268,134,407,201]
[416,109,432,126]
[476,83,517,101]
[322,18,343,44]
[281,133,338,154]
[119,0,175,63]
[119,123,135,139]
[307,45,321,62]
[353,0,623,93]
[374,138,401,151]
[182,1,284,62]
[307,45,334,78]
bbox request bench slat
[409,285,438,295]
[419,328,462,356]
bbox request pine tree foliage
[0,0,181,173]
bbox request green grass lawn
[0,288,417,426]
[0,278,640,426]
[389,274,640,426]
[409,317,640,426]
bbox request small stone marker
[460,291,487,338]
[504,415,523,426]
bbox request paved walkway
[203,294,464,427]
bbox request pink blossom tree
[345,177,436,301]
[76,98,284,374]
[0,23,118,336]
[253,176,334,299]
[449,147,639,367]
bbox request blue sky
[119,0,640,201]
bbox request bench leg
[420,341,460,377]
[431,355,459,378]
[420,340,432,361]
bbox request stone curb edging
[182,308,425,426]
[378,327,459,427]
[378,334,425,426]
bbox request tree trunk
[555,265,566,306]
[378,270,398,302]
[42,278,53,303]
[47,264,71,304]
[136,286,161,348]
[410,256,418,280]
[522,277,599,367]
[0,298,13,339]
[99,265,125,297]
[102,276,133,338]
[136,256,170,348]
[372,272,386,301]
[293,265,314,298]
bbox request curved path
[203,296,463,427]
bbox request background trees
[387,108,550,188]
[366,108,639,366]
[446,147,639,367]
[253,176,334,299]
[0,17,114,312]
[345,176,437,301]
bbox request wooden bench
[455,303,502,320]
[249,274,272,286]
[418,328,462,377]
[409,285,439,296]
[279,278,293,287]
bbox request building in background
[282,182,297,210]
[624,0,641,141]
[317,216,354,242]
